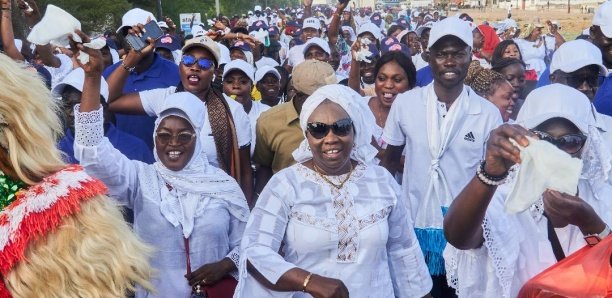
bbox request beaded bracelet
[476,160,508,186]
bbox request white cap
[416,21,434,37]
[248,10,253,15]
[303,17,321,30]
[223,59,255,82]
[593,1,612,38]
[191,24,206,37]
[357,22,382,40]
[550,39,608,76]
[53,68,109,102]
[157,21,169,29]
[217,42,231,65]
[255,65,281,83]
[117,8,156,33]
[254,5,262,11]
[302,37,331,56]
[427,17,474,49]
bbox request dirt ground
[457,7,593,39]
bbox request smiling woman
[235,85,432,298]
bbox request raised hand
[16,0,40,24]
[484,124,535,176]
[69,30,104,76]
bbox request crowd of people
[0,0,611,297]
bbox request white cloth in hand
[505,137,583,213]
[27,5,81,47]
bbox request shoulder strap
[545,214,566,262]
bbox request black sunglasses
[532,130,587,154]
[555,73,599,89]
[306,118,353,139]
[155,131,196,145]
[181,55,215,70]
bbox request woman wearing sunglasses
[443,84,612,298]
[234,85,432,298]
[72,40,250,297]
[107,33,255,205]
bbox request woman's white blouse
[73,106,246,298]
[514,39,547,78]
[235,163,432,298]
[444,179,612,298]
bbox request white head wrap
[516,83,612,191]
[341,26,356,42]
[153,92,249,238]
[292,84,377,164]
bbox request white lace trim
[482,217,514,298]
[358,206,393,229]
[74,104,104,147]
[289,211,336,232]
[226,246,240,268]
[580,126,612,193]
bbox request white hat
[157,21,169,29]
[357,22,382,40]
[255,65,281,83]
[415,21,434,37]
[248,10,254,15]
[302,37,331,56]
[223,59,255,82]
[254,5,262,11]
[550,39,608,76]
[117,8,156,33]
[593,1,612,38]
[53,68,109,102]
[427,17,473,49]
[182,36,221,65]
[303,17,321,30]
[217,42,231,65]
[191,24,206,37]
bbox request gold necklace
[313,162,355,190]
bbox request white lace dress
[73,106,249,298]
[234,163,432,298]
[444,170,612,298]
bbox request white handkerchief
[505,137,583,213]
[27,5,81,47]
[77,38,107,64]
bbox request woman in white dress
[73,43,250,297]
[234,84,433,298]
[443,84,612,297]
[513,23,547,79]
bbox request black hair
[491,57,526,73]
[491,40,524,65]
[386,25,403,37]
[374,51,417,88]
[232,27,249,35]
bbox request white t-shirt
[247,101,270,156]
[286,44,305,67]
[139,87,252,168]
[45,53,74,89]
[412,54,429,71]
[382,84,503,219]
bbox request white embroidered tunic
[73,106,248,298]
[235,163,432,297]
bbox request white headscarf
[341,26,356,42]
[292,84,378,164]
[153,92,249,238]
[516,84,612,191]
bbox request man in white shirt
[381,17,502,297]
[248,5,268,25]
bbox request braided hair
[465,61,509,97]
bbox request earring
[307,145,311,151]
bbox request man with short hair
[253,60,337,195]
[592,1,612,116]
[382,17,502,297]
[285,17,322,71]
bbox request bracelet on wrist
[302,272,313,292]
[121,61,135,73]
[476,160,508,186]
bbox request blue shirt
[536,66,551,88]
[103,53,180,149]
[594,74,612,116]
[59,125,155,164]
[416,65,433,87]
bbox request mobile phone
[126,20,164,52]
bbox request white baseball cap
[117,8,156,33]
[53,68,109,102]
[254,5,262,12]
[157,21,169,29]
[255,65,281,83]
[303,17,321,30]
[217,42,231,65]
[357,22,382,40]
[550,39,608,76]
[427,17,474,49]
[223,59,255,82]
[415,21,434,37]
[302,37,331,56]
[593,1,612,38]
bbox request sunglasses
[532,130,587,154]
[181,55,215,70]
[555,73,599,89]
[155,131,196,145]
[306,118,353,139]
